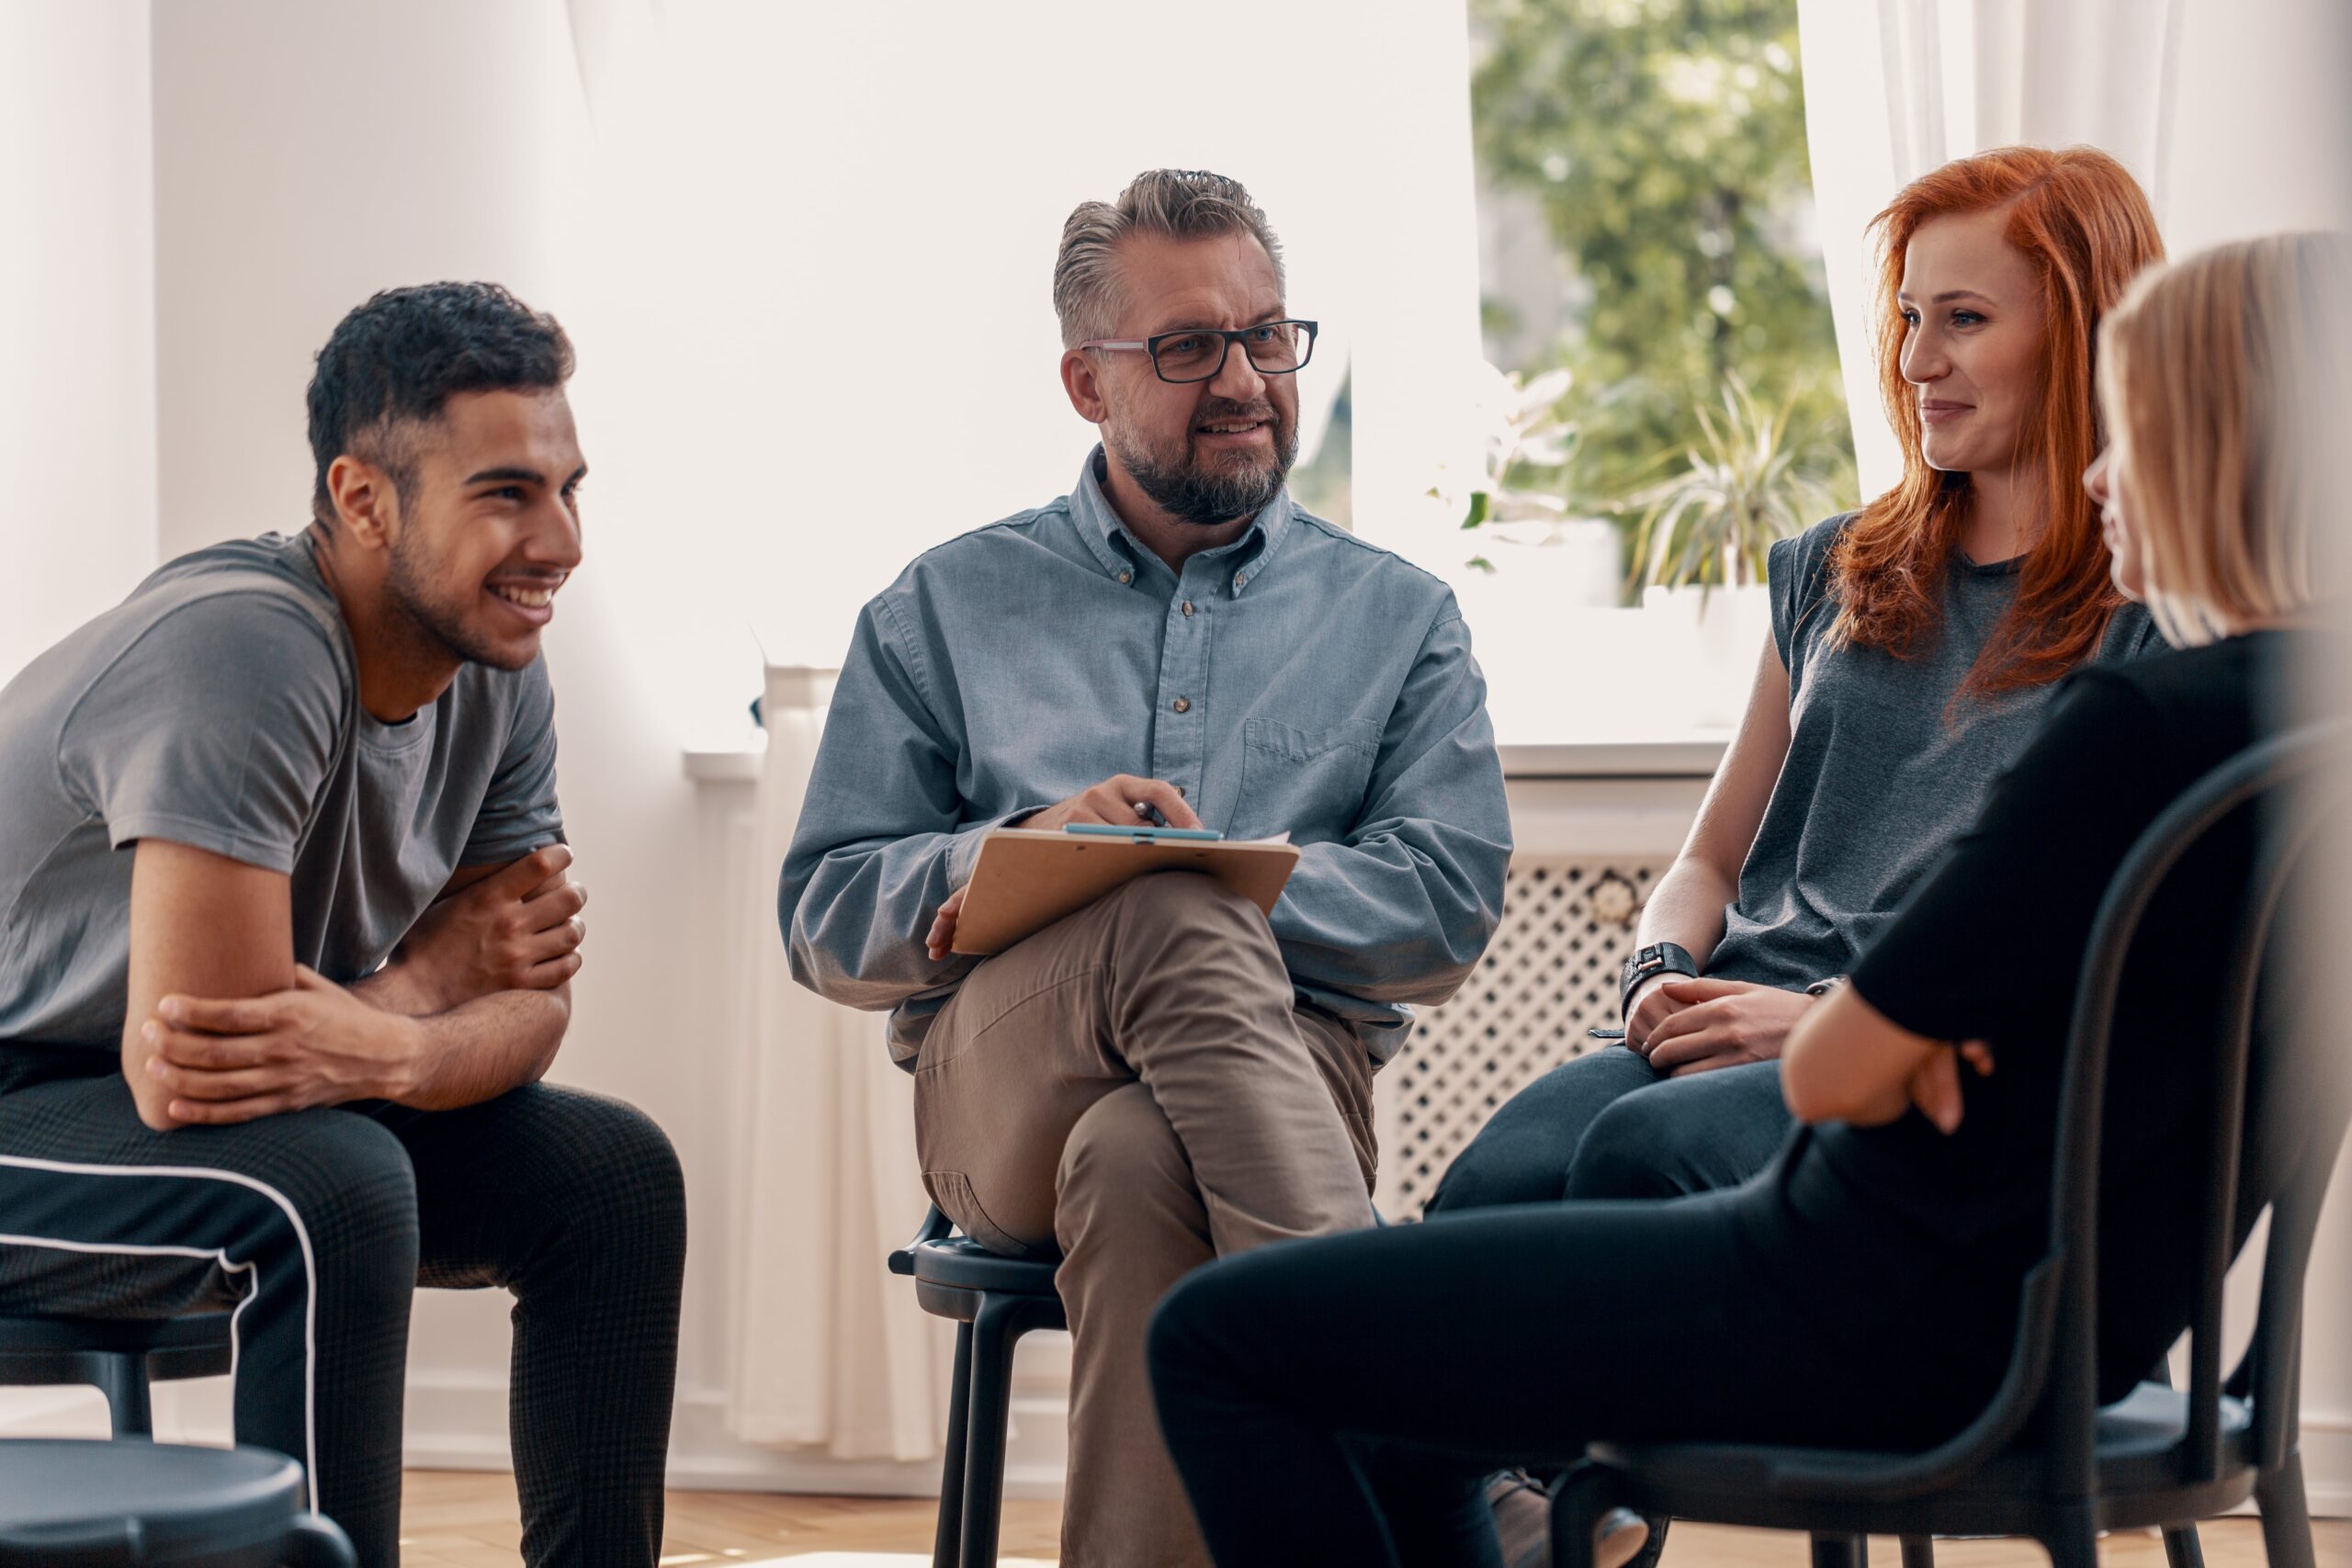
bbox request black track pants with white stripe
[0,1066,686,1568]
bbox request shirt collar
[1071,445,1296,597]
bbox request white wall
[0,0,156,683]
[2163,0,2352,252]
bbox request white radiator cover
[1375,858,1663,1218]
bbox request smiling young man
[779,169,1511,1567]
[0,284,684,1568]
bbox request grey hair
[1052,169,1286,348]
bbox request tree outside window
[1471,0,1856,573]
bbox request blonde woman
[1146,231,2343,1568]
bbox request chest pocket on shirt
[1233,716,1383,841]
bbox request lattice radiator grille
[1374,858,1667,1219]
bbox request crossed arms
[119,839,586,1132]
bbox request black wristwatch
[1804,976,1849,998]
[1620,942,1699,1020]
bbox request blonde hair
[2098,231,2349,646]
[1053,170,1284,348]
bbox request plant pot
[1640,582,1772,728]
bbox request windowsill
[681,730,1729,784]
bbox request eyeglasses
[1080,320,1318,385]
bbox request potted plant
[1447,363,1619,607]
[1621,373,1844,724]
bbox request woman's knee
[1429,1051,1657,1214]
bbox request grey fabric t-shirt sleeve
[58,593,344,874]
[459,655,565,866]
[1768,513,1850,686]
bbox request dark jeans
[0,1066,686,1568]
[1427,1048,1793,1213]
[1148,1179,1999,1568]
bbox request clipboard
[949,827,1300,955]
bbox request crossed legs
[913,872,1377,1568]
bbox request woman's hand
[1640,978,1818,1076]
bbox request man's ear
[1061,348,1111,424]
[325,454,399,550]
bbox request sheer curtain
[1795,0,2184,494]
[725,665,951,1459]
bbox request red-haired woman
[1431,147,2168,1228]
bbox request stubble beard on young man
[1110,399,1300,528]
[386,524,537,673]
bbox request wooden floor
[397,1470,2346,1566]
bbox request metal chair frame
[1553,722,2352,1568]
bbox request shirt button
[1233,574,1247,590]
[1117,570,1132,584]
[1181,601,1195,617]
[1172,696,1192,714]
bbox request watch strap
[1621,942,1699,1019]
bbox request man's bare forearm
[350,962,445,1018]
[392,986,571,1110]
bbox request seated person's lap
[1429,1049,1791,1213]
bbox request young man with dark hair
[0,282,684,1568]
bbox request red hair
[1828,146,2164,694]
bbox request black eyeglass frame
[1078,320,1319,385]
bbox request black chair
[0,1310,235,1437]
[0,1437,353,1566]
[1553,723,2352,1568]
[889,1203,1065,1568]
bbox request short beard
[1109,400,1298,527]
[385,525,531,671]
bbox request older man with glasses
[778,168,1510,1567]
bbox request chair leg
[933,1322,974,1568]
[1901,1535,1937,1568]
[2038,1505,2101,1568]
[2254,1452,2318,1568]
[2162,1523,2207,1568]
[1811,1532,1868,1568]
[958,1296,1025,1568]
[278,1514,358,1568]
[88,1352,152,1438]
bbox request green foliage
[1472,0,1854,517]
[1624,372,1838,592]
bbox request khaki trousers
[914,872,1378,1568]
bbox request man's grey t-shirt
[1704,513,2165,991]
[0,531,563,1054]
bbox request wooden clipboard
[949,829,1301,955]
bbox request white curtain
[1795,0,2185,496]
[724,665,956,1460]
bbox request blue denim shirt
[778,449,1512,1066]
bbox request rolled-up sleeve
[777,597,1000,1012]
[1268,606,1511,1006]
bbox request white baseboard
[2301,1411,2351,1516]
[0,1373,1073,1502]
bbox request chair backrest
[1770,719,2351,1503]
[2034,719,2351,1496]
